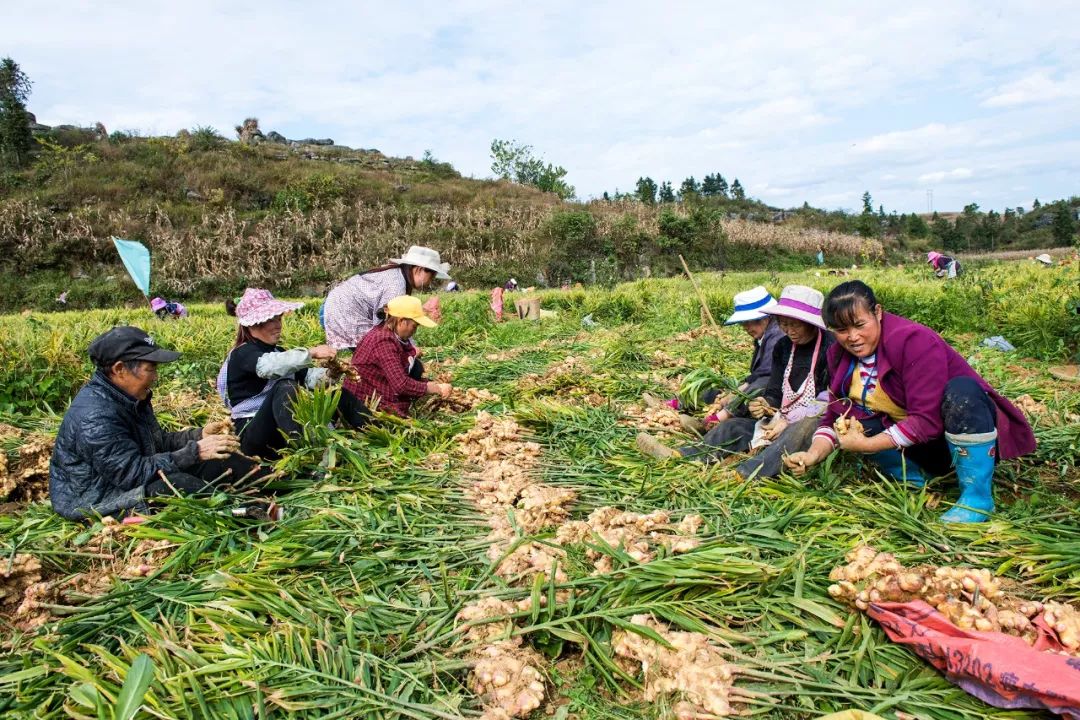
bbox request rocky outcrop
[235,117,265,145]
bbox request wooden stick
[678,254,720,330]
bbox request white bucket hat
[725,286,778,325]
[1034,253,1053,266]
[761,285,826,330]
[390,245,452,280]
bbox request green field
[1,263,1079,719]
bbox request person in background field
[50,326,265,521]
[218,289,337,459]
[638,285,832,480]
[151,297,188,319]
[321,245,451,351]
[504,278,519,291]
[927,251,961,279]
[339,295,453,425]
[783,280,1035,523]
[644,286,783,434]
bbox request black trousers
[234,380,303,459]
[681,415,819,479]
[863,376,997,477]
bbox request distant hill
[0,122,884,310]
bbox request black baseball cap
[88,326,182,366]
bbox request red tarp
[868,600,1080,718]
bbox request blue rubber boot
[940,431,997,523]
[869,448,926,487]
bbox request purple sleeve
[746,327,782,385]
[890,334,948,444]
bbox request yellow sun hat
[386,295,437,328]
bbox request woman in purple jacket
[783,280,1035,523]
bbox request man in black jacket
[49,326,265,520]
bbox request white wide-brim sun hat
[725,285,778,325]
[760,284,826,330]
[389,245,452,280]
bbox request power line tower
[926,189,934,213]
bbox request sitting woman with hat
[321,245,451,353]
[655,285,785,434]
[783,280,1035,523]
[638,285,832,480]
[218,289,338,459]
[338,295,453,425]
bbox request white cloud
[918,168,974,184]
[1,0,1079,212]
[983,71,1080,107]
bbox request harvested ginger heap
[612,614,742,718]
[456,598,547,720]
[829,545,1080,653]
[556,507,703,575]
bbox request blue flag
[112,237,151,297]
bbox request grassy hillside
[0,130,881,310]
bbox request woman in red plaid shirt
[339,296,452,426]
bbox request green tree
[1032,198,1041,210]
[977,210,1000,251]
[931,214,961,252]
[856,191,878,237]
[730,178,745,200]
[0,57,34,169]
[716,175,729,198]
[635,176,658,205]
[700,174,718,197]
[678,176,700,201]
[1052,203,1076,246]
[658,181,675,203]
[489,138,574,199]
[906,213,930,238]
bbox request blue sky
[3,0,1078,213]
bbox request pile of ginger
[829,545,1080,653]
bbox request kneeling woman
[638,285,832,480]
[784,280,1035,523]
[339,295,452,425]
[218,289,337,458]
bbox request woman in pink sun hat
[638,285,832,480]
[217,288,338,459]
[927,250,961,279]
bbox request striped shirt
[813,353,913,448]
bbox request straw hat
[927,251,942,264]
[761,285,826,329]
[234,288,304,327]
[725,286,778,325]
[389,245,452,280]
[1035,253,1052,266]
[386,295,437,328]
